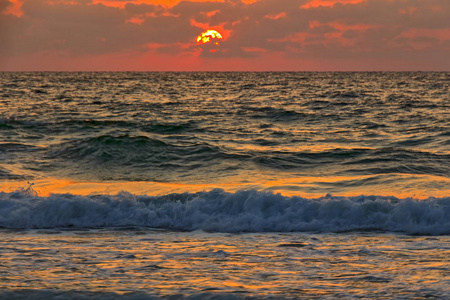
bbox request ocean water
[0,72,449,299]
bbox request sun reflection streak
[1,173,448,199]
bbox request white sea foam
[0,189,448,235]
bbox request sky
[1,0,450,71]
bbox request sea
[0,72,449,299]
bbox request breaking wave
[0,189,448,235]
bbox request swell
[253,147,450,177]
[3,133,449,181]
[43,135,248,181]
[0,189,448,235]
[47,134,244,162]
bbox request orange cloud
[399,28,450,42]
[264,12,287,20]
[201,9,220,17]
[308,21,382,46]
[268,32,311,43]
[47,0,79,5]
[309,20,380,31]
[399,7,418,15]
[2,0,23,17]
[190,18,231,40]
[90,0,225,9]
[301,0,366,9]
[126,16,145,25]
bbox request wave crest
[0,189,448,235]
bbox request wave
[0,189,448,235]
[44,135,246,181]
[44,134,450,175]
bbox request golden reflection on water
[1,173,449,199]
[0,232,448,298]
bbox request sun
[197,29,223,52]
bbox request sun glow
[197,29,223,52]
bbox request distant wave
[0,189,448,235]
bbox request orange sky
[1,0,450,71]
